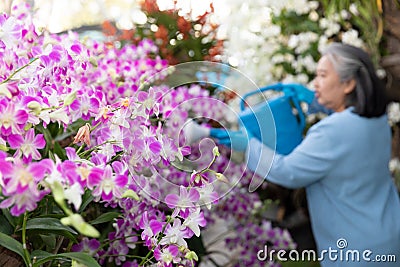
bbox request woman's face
[313,55,355,112]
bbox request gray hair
[321,43,386,117]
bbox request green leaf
[53,142,66,160]
[47,122,64,138]
[0,214,13,235]
[357,5,371,21]
[31,249,54,261]
[48,150,56,161]
[89,212,119,225]
[26,218,78,234]
[36,213,65,219]
[24,217,78,242]
[61,214,100,238]
[39,234,57,250]
[78,190,94,213]
[33,252,101,267]
[2,209,16,228]
[0,232,27,265]
[36,123,53,157]
[54,131,74,142]
[121,189,140,201]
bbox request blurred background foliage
[101,0,223,64]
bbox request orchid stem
[22,212,32,266]
[200,154,218,174]
[1,58,38,84]
[90,121,102,132]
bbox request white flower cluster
[288,32,319,54]
[265,0,319,15]
[389,158,400,173]
[220,0,365,94]
[389,157,400,190]
[388,102,400,126]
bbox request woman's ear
[344,79,356,94]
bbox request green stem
[90,120,103,133]
[76,143,85,154]
[1,58,38,84]
[106,151,124,165]
[199,154,218,174]
[40,105,63,111]
[156,215,173,243]
[52,236,64,254]
[22,212,32,266]
[139,250,153,266]
[73,121,101,153]
[78,140,119,157]
[66,239,74,252]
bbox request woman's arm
[246,122,338,189]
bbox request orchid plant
[0,2,294,267]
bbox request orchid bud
[184,251,198,261]
[50,180,66,207]
[122,189,140,201]
[0,144,8,152]
[73,123,91,146]
[27,101,42,114]
[61,214,100,238]
[0,83,12,99]
[64,91,77,106]
[89,56,98,67]
[215,172,229,184]
[24,123,32,131]
[212,146,220,157]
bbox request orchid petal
[33,134,45,148]
[88,168,103,187]
[28,161,50,180]
[149,141,162,154]
[165,194,179,208]
[0,161,13,176]
[7,134,24,148]
[187,188,200,202]
[15,110,28,124]
[149,220,163,235]
[115,174,128,187]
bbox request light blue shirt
[246,108,400,266]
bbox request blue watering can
[238,83,315,155]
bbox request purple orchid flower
[88,165,128,202]
[8,128,45,160]
[165,186,200,217]
[154,244,180,266]
[0,100,28,135]
[138,211,164,247]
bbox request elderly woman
[214,43,400,266]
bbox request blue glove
[209,128,229,139]
[210,127,253,152]
[307,97,333,115]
